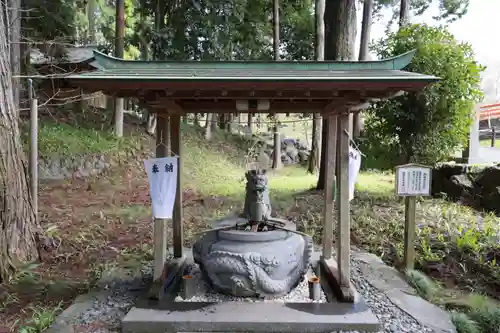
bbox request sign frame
[394,163,432,197]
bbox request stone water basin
[192,216,312,298]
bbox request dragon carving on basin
[193,169,312,297]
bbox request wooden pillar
[336,113,351,287]
[153,114,170,282]
[322,114,337,259]
[170,114,184,258]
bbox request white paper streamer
[349,147,362,201]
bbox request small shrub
[468,306,500,333]
[405,269,439,301]
[451,312,480,333]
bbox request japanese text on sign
[395,164,431,196]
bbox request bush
[362,24,484,169]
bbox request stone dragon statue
[192,169,312,298]
[242,169,272,226]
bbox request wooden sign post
[395,163,432,270]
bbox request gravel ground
[174,264,327,303]
[349,253,435,333]
[63,251,438,333]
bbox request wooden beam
[178,100,330,113]
[170,114,184,258]
[322,114,337,260]
[70,80,432,94]
[153,115,170,282]
[144,89,368,100]
[336,113,351,287]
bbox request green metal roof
[64,49,439,83]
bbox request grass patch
[480,139,500,148]
[405,270,499,333]
[21,121,142,158]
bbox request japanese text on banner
[144,156,178,218]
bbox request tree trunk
[399,0,410,27]
[9,0,21,114]
[218,113,225,130]
[353,0,373,138]
[87,0,96,43]
[0,1,38,281]
[205,113,213,140]
[113,0,125,137]
[227,113,233,132]
[273,0,279,61]
[247,114,253,137]
[308,0,325,174]
[210,113,218,133]
[317,0,357,189]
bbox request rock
[285,146,299,162]
[281,153,293,165]
[431,163,467,195]
[282,138,297,147]
[298,150,310,163]
[474,165,500,213]
[295,140,309,151]
[444,173,474,201]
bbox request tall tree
[114,0,125,137]
[307,0,325,174]
[317,0,357,189]
[0,0,38,282]
[353,0,373,137]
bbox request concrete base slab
[122,300,380,333]
[123,248,379,333]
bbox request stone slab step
[122,300,379,333]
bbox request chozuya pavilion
[61,50,438,333]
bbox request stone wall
[432,163,500,213]
[39,154,112,180]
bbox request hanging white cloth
[348,147,362,201]
[144,156,179,218]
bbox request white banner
[144,156,179,218]
[349,147,362,201]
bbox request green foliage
[127,0,314,61]
[451,312,481,333]
[17,305,61,333]
[363,24,484,168]
[281,0,315,60]
[405,269,438,300]
[23,0,78,41]
[467,307,500,333]
[379,0,470,27]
